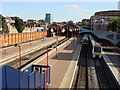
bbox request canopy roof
[80,27,120,45]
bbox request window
[94,47,101,52]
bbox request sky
[1,1,119,22]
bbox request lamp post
[56,27,59,58]
[30,24,32,46]
[14,44,22,71]
[65,24,69,48]
[3,30,8,54]
[46,46,49,66]
[67,24,69,38]
[50,28,54,37]
[50,25,60,58]
[69,29,73,37]
[46,46,49,89]
[3,23,10,54]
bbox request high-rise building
[118,1,120,10]
[45,13,51,24]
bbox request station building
[90,10,120,31]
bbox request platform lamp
[46,46,49,89]
[74,27,76,36]
[61,28,65,33]
[50,28,54,37]
[75,28,77,37]
[50,27,58,58]
[69,28,73,37]
[65,24,69,48]
[3,30,8,54]
[76,28,79,36]
[3,23,10,54]
[29,24,32,46]
[14,44,22,71]
[56,27,59,58]
[67,24,69,38]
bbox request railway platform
[0,36,65,65]
[21,37,81,88]
[103,48,120,86]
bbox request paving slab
[103,51,120,86]
[28,37,82,88]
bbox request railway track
[73,43,120,89]
[7,37,69,69]
[74,44,89,89]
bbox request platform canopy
[79,27,120,45]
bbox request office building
[119,1,120,10]
[90,10,120,31]
[45,13,51,24]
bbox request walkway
[22,37,81,88]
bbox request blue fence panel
[39,73,42,88]
[0,65,6,89]
[0,66,2,90]
[22,65,32,74]
[48,67,51,84]
[20,72,29,89]
[1,64,50,90]
[40,71,46,88]
[43,71,46,88]
[6,65,19,88]
[35,71,40,89]
[29,71,36,89]
[1,66,6,89]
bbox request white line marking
[69,44,82,89]
[103,52,120,86]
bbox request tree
[0,14,8,33]
[108,18,120,32]
[82,21,90,26]
[67,20,74,25]
[38,19,45,24]
[12,17,25,33]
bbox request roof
[95,10,120,16]
[79,27,120,45]
[95,10,120,13]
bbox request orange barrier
[0,31,47,47]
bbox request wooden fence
[0,31,47,47]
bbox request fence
[0,31,47,47]
[0,64,51,89]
